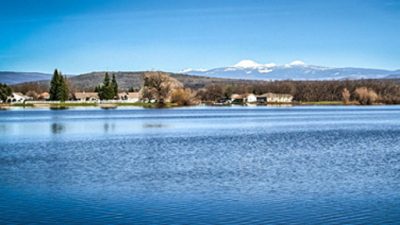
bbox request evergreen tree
[49,69,61,100]
[98,73,116,100]
[49,69,69,101]
[104,72,110,86]
[59,75,69,101]
[105,85,115,100]
[112,74,118,97]
[0,83,12,102]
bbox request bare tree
[171,88,198,106]
[140,72,182,103]
[26,91,38,100]
[355,87,378,105]
[341,88,350,104]
[200,84,224,101]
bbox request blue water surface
[0,106,399,224]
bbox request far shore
[0,100,388,110]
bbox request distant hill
[11,71,264,93]
[4,61,400,88]
[385,73,400,79]
[0,71,52,84]
[183,60,399,80]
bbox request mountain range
[1,60,400,86]
[182,60,400,81]
[0,71,52,84]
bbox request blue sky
[0,0,399,74]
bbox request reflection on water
[103,122,115,133]
[50,123,65,134]
[142,123,168,128]
[0,124,8,133]
[50,106,69,110]
[0,106,400,224]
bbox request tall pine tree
[49,69,69,101]
[98,73,117,100]
[104,72,110,86]
[49,69,60,100]
[112,74,118,96]
[59,74,69,101]
[0,83,12,102]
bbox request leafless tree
[355,87,378,105]
[26,91,38,100]
[342,88,350,104]
[171,88,198,106]
[140,72,182,103]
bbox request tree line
[7,69,400,105]
[197,79,400,105]
[47,70,120,101]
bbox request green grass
[50,102,98,107]
[300,101,346,105]
[10,103,35,107]
[117,102,182,108]
[5,101,179,108]
[115,102,155,107]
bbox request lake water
[0,106,399,224]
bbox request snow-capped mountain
[181,60,399,80]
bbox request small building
[38,92,50,100]
[231,93,257,104]
[257,93,293,103]
[256,95,267,103]
[118,92,140,102]
[7,92,33,103]
[231,94,245,104]
[74,92,99,102]
[246,93,257,103]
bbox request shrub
[341,88,350,104]
[354,87,378,105]
[171,88,198,106]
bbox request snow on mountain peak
[264,63,277,68]
[289,60,306,66]
[180,59,395,81]
[233,60,263,68]
[180,68,207,73]
[233,60,278,69]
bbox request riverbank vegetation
[0,83,12,102]
[197,79,400,105]
[5,70,400,107]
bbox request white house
[231,93,257,103]
[246,93,257,103]
[7,92,33,103]
[257,93,293,103]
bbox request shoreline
[0,101,389,109]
